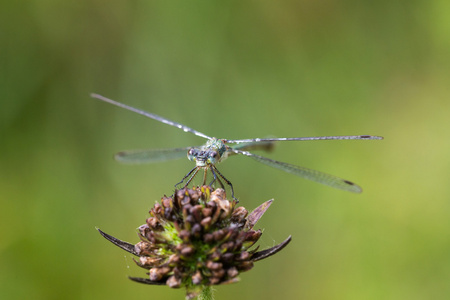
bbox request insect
[92,93,382,199]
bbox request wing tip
[342,180,363,193]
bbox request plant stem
[198,286,214,300]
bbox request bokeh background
[2,1,450,299]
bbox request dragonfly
[91,93,383,199]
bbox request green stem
[197,286,214,300]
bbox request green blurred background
[1,1,450,299]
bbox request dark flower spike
[97,227,138,256]
[128,276,166,285]
[98,186,290,300]
[251,235,292,262]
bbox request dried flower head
[98,186,291,299]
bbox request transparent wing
[232,149,362,193]
[91,94,212,140]
[229,140,275,152]
[115,147,191,164]
[226,135,383,144]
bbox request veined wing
[91,94,212,140]
[226,135,383,144]
[115,147,191,164]
[229,140,275,153]
[232,149,362,193]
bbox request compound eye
[187,148,197,161]
[210,151,218,159]
[207,151,219,164]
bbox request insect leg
[202,168,208,186]
[208,165,217,186]
[181,167,200,189]
[213,167,237,201]
[216,176,225,190]
[208,165,226,192]
[175,167,198,188]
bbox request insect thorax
[187,138,228,167]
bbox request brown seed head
[98,186,291,300]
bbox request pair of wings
[92,93,383,193]
[114,141,364,193]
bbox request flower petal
[245,199,273,230]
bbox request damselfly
[92,94,382,198]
